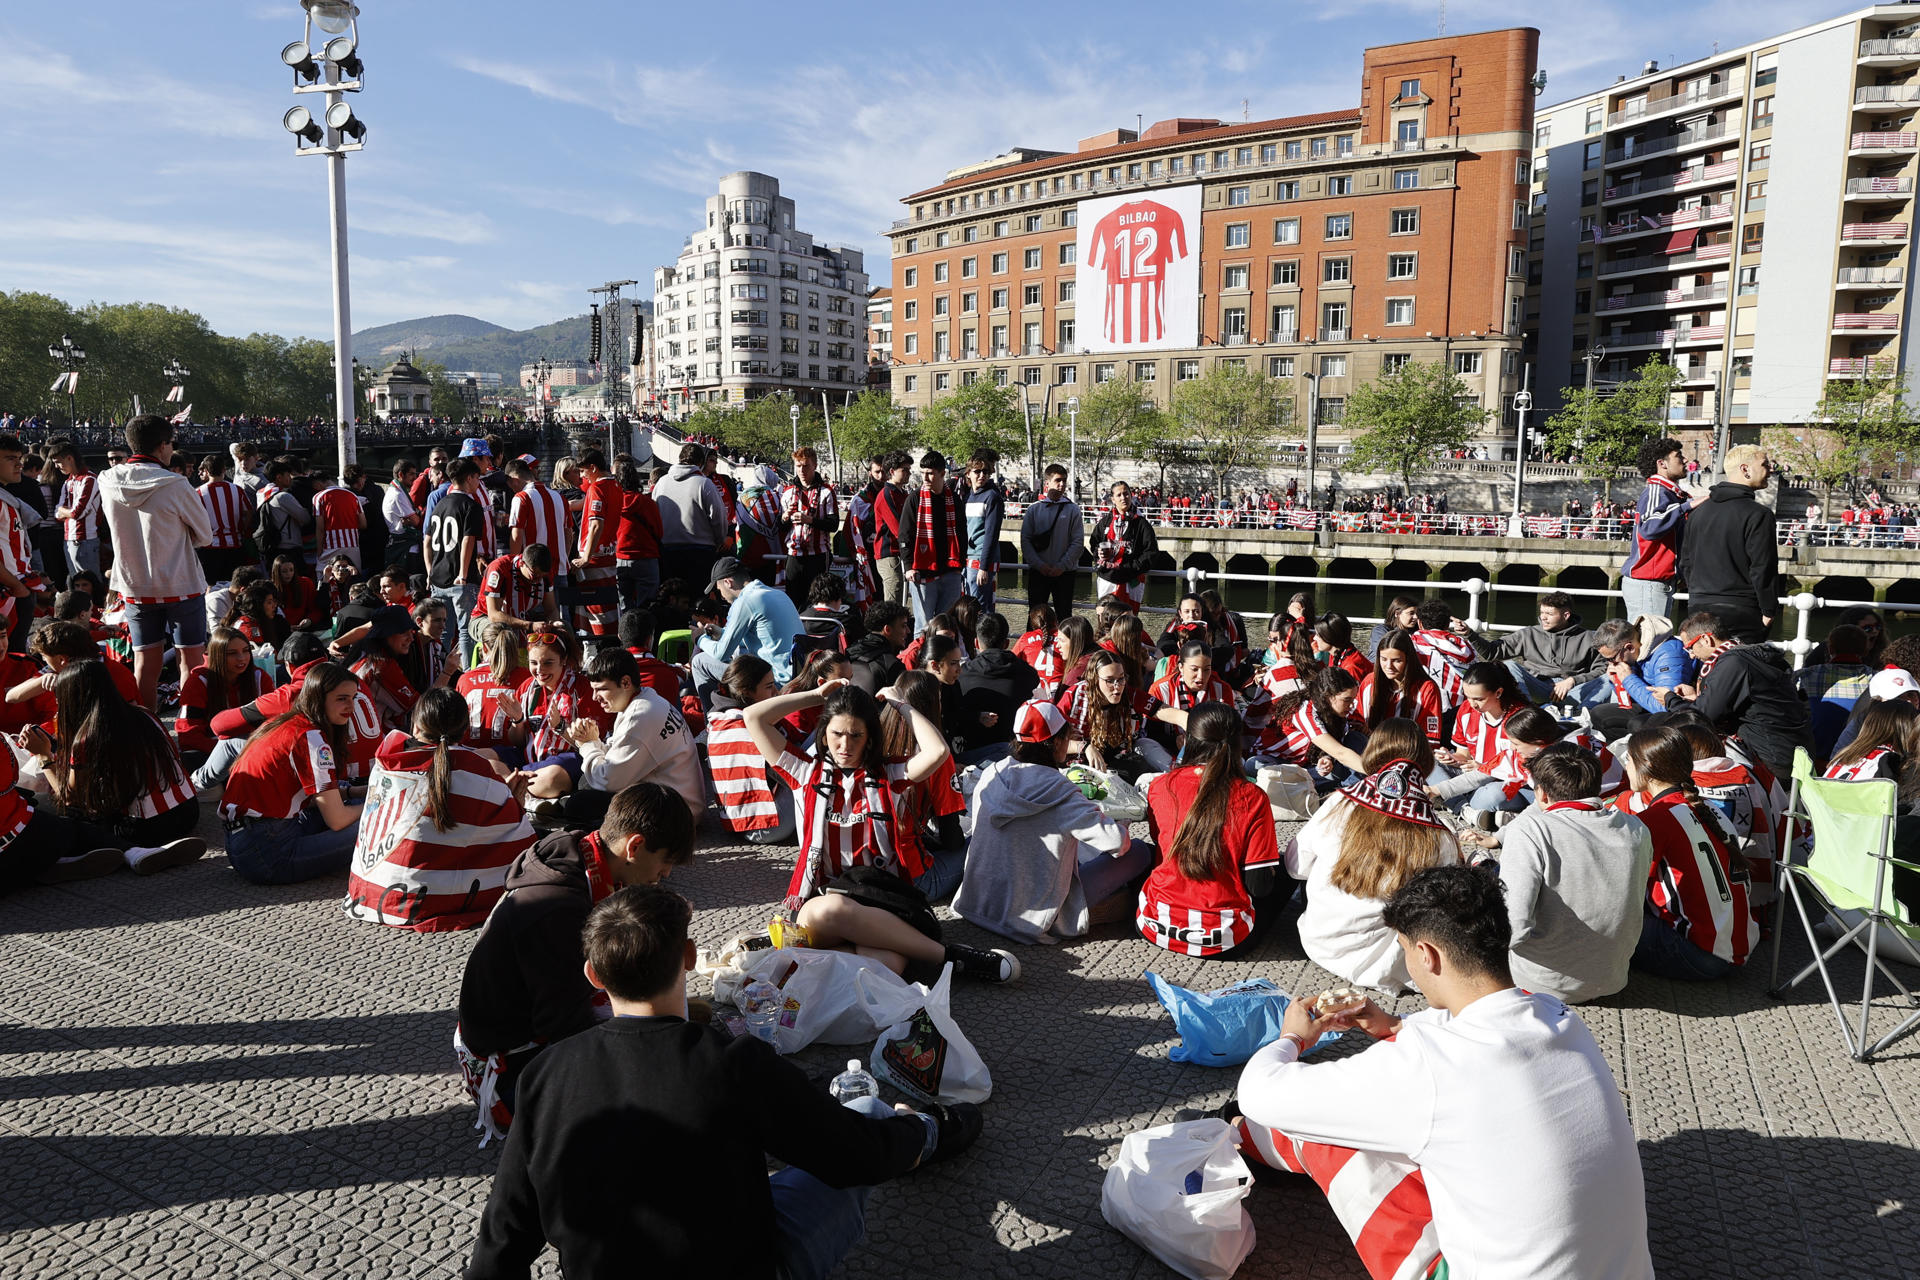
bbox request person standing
[196,451,253,588]
[0,438,49,655]
[383,457,423,573]
[96,417,213,710]
[779,445,837,605]
[1677,444,1779,644]
[899,451,964,630]
[959,449,1005,612]
[1621,436,1706,623]
[1021,463,1083,622]
[426,459,488,670]
[866,452,910,605]
[50,440,102,581]
[572,449,622,643]
[1088,480,1157,610]
[653,442,728,590]
[506,456,571,599]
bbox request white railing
[1841,221,1910,240]
[1837,265,1906,284]
[1606,121,1734,164]
[1834,313,1900,330]
[1851,132,1920,149]
[1861,39,1920,57]
[1608,75,1746,127]
[1602,160,1739,202]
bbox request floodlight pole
[327,122,355,471]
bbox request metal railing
[1605,121,1734,165]
[1603,324,1726,350]
[1841,221,1910,240]
[1602,159,1739,202]
[1856,85,1920,104]
[1846,177,1916,195]
[1851,132,1920,149]
[1608,75,1746,126]
[1834,313,1900,330]
[1598,202,1734,241]
[1837,265,1906,284]
[1601,283,1727,311]
[1597,241,1731,276]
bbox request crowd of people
[6,410,1914,1280]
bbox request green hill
[353,313,506,356]
[354,307,654,382]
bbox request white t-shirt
[1238,988,1652,1280]
[577,686,703,817]
[382,485,418,536]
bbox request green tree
[916,375,1023,466]
[1769,358,1914,508]
[684,394,826,465]
[1343,360,1488,499]
[416,361,473,420]
[831,388,915,472]
[1070,376,1170,496]
[1170,363,1287,496]
[1542,357,1684,501]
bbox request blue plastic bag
[1145,972,1338,1067]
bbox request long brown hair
[52,660,176,820]
[1084,652,1138,753]
[1168,702,1245,882]
[1829,699,1920,776]
[201,626,255,716]
[881,669,944,758]
[249,662,360,769]
[1364,628,1429,731]
[410,687,471,832]
[1626,725,1732,839]
[1275,667,1358,743]
[1327,718,1451,900]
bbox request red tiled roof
[903,108,1363,202]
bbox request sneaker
[1494,810,1517,830]
[943,942,1020,984]
[1472,809,1497,833]
[126,838,209,876]
[37,847,127,884]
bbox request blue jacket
[1617,636,1697,713]
[962,481,1005,572]
[705,580,802,685]
[1624,476,1689,583]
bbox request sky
[0,0,1842,341]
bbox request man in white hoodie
[99,415,214,710]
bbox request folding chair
[1768,748,1920,1062]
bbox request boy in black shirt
[467,884,983,1280]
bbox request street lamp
[789,402,800,454]
[162,358,190,420]
[1300,371,1319,503]
[48,334,85,428]
[530,358,555,428]
[1508,371,1534,537]
[282,0,367,481]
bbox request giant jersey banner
[1075,184,1201,354]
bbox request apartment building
[866,286,893,386]
[642,171,870,412]
[885,29,1540,442]
[1528,5,1920,445]
[517,358,597,389]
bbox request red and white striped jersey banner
[1525,516,1567,538]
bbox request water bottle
[740,979,781,1046]
[829,1059,880,1104]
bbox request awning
[1663,227,1700,255]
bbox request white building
[642,171,870,415]
[1528,4,1920,445]
[866,286,892,386]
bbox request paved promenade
[3,804,1918,1279]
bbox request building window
[1399,78,1421,100]
[1214,151,1229,167]
[1751,96,1773,128]
[1382,352,1411,374]
[1023,283,1042,305]
[1236,147,1254,165]
[1742,222,1764,251]
[1059,242,1076,264]
[1311,137,1328,158]
[1386,297,1415,325]
[1176,359,1201,381]
[1268,355,1295,376]
[993,219,1008,236]
[961,291,977,314]
[1577,252,1592,278]
[1746,180,1767,210]
[1057,365,1079,384]
[1272,259,1299,285]
[963,225,978,242]
[1260,143,1277,162]
[1748,143,1770,170]
[1284,140,1301,160]
[991,287,1008,309]
[1337,135,1354,155]
[1323,257,1351,283]
[1737,265,1760,296]
[903,267,918,287]
[1127,163,1142,180]
[933,262,949,283]
[1093,362,1116,383]
[1022,367,1043,385]
[1147,160,1162,177]
[1272,218,1299,245]
[934,231,950,248]
[1582,140,1601,170]
[992,252,1008,273]
[961,257,977,278]
[1022,322,1041,350]
[1062,208,1077,227]
[1393,169,1419,190]
[1453,351,1483,374]
[1224,264,1250,289]
[1225,222,1251,248]
[1387,252,1417,280]
[1328,176,1353,196]
[1534,122,1551,148]
[1058,279,1076,302]
[1223,307,1248,341]
[1325,213,1353,239]
[1384,206,1419,236]
[1321,301,1348,336]
[1058,318,1075,348]
[1317,396,1345,423]
[1228,185,1251,206]
[1170,156,1185,173]
[1133,361,1157,381]
[903,375,918,392]
[904,333,918,354]
[1276,180,1299,200]
[1515,157,1531,184]
[903,237,917,253]
[1319,354,1347,377]
[1023,247,1042,269]
[934,372,951,390]
[1269,303,1296,337]
[1024,214,1043,232]
[933,296,948,316]
[991,325,1007,354]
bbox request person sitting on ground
[1823,697,1920,782]
[876,669,969,902]
[1431,706,1623,829]
[1234,865,1653,1280]
[1147,640,1237,755]
[776,648,851,744]
[453,783,696,1144]
[18,660,208,885]
[1012,604,1064,694]
[1367,595,1421,660]
[1105,610,1158,686]
[196,629,378,789]
[319,550,360,621]
[846,599,911,696]
[1285,719,1460,989]
[1435,661,1524,779]
[915,633,983,754]
[513,628,614,785]
[703,656,796,846]
[1258,667,1366,786]
[1360,628,1444,749]
[1831,635,1920,757]
[1199,588,1251,682]
[1137,702,1282,957]
[176,626,274,756]
[691,556,803,703]
[1157,593,1218,658]
[344,687,535,932]
[1586,616,1696,739]
[523,646,702,828]
[1660,610,1813,783]
[1409,598,1477,710]
[1310,612,1373,685]
[954,698,1151,944]
[898,611,965,672]
[1274,591,1314,657]
[11,618,141,716]
[269,554,320,630]
[1058,650,1181,778]
[1623,724,1757,981]
[349,605,434,733]
[1494,742,1653,1004]
[1462,590,1602,707]
[1256,610,1319,699]
[739,678,1020,982]
[956,612,1040,769]
[801,569,864,647]
[457,622,532,767]
[225,580,288,650]
[219,662,366,885]
[204,565,263,636]
[464,883,983,1280]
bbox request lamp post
[49,334,86,428]
[1066,395,1079,500]
[1301,371,1319,504]
[1507,367,1533,537]
[281,0,367,480]
[530,358,554,427]
[161,358,190,421]
[789,402,800,454]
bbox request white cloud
[0,40,272,140]
[351,193,498,246]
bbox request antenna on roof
[1136,113,1142,135]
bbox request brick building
[885,28,1541,447]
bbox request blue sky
[0,0,1836,339]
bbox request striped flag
[342,731,534,932]
[48,372,78,394]
[170,404,193,424]
[165,385,185,403]
[1286,510,1320,530]
[1526,516,1566,538]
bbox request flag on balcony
[1287,510,1320,530]
[1526,516,1567,538]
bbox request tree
[1770,358,1914,508]
[1171,363,1287,496]
[916,375,1023,466]
[1342,360,1487,498]
[1541,356,1684,501]
[416,361,473,421]
[831,388,915,471]
[1070,376,1169,495]
[685,394,826,465]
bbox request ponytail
[411,687,470,832]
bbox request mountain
[353,306,654,382]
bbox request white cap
[1869,668,1920,702]
[847,1059,862,1072]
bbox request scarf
[1101,506,1129,567]
[843,492,877,603]
[1340,758,1441,828]
[1699,638,1737,680]
[910,481,961,574]
[580,831,617,904]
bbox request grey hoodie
[1467,612,1602,681]
[1498,802,1653,1003]
[952,758,1125,944]
[653,462,727,549]
[98,459,214,599]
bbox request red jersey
[1449,700,1512,768]
[1638,788,1756,966]
[176,663,273,755]
[1139,765,1279,956]
[198,478,249,551]
[577,476,623,567]
[314,485,362,557]
[228,673,382,780]
[1147,670,1234,714]
[0,738,35,845]
[510,481,572,579]
[1410,628,1475,709]
[457,662,530,748]
[353,654,422,732]
[893,754,964,880]
[278,575,321,629]
[769,747,917,899]
[1269,699,1342,766]
[1086,199,1191,345]
[518,668,612,761]
[1013,629,1063,690]
[220,714,344,820]
[60,470,101,541]
[0,654,55,734]
[614,489,663,561]
[476,554,550,624]
[706,709,783,833]
[1824,747,1896,782]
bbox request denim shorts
[525,750,582,784]
[128,596,209,651]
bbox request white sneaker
[125,838,209,876]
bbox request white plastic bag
[1064,765,1149,824]
[1256,764,1320,821]
[856,962,993,1104]
[713,947,910,1053]
[1100,1118,1256,1280]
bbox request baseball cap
[516,453,538,466]
[1013,698,1068,743]
[458,438,490,458]
[707,556,747,591]
[1869,668,1920,702]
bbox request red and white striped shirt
[1449,701,1511,769]
[1638,788,1756,966]
[1359,678,1444,745]
[509,481,571,580]
[1138,766,1278,956]
[129,718,198,821]
[518,668,611,762]
[1148,670,1234,714]
[0,499,42,612]
[1270,699,1344,766]
[1824,746,1896,782]
[198,478,249,551]
[706,709,784,833]
[1013,629,1063,691]
[314,485,362,558]
[1410,629,1476,709]
[220,714,342,821]
[769,748,914,900]
[781,481,839,558]
[456,663,529,748]
[475,554,549,623]
[60,470,101,541]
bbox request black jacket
[1678,482,1779,614]
[957,647,1041,747]
[467,1017,927,1280]
[1088,510,1158,585]
[846,631,906,695]
[456,831,600,1060]
[1668,643,1812,778]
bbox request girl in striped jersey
[1308,613,1374,687]
[1257,667,1365,785]
[1257,612,1317,699]
[1058,651,1179,778]
[741,679,1020,983]
[703,655,795,844]
[1435,661,1524,776]
[1138,702,1282,958]
[1359,629,1443,748]
[1012,605,1064,695]
[1431,707,1623,827]
[458,622,532,765]
[1147,642,1237,758]
[1822,699,1920,782]
[14,660,207,884]
[1409,599,1476,711]
[1623,725,1757,979]
[513,630,613,784]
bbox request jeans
[962,567,996,613]
[1632,904,1733,980]
[617,558,660,612]
[432,582,479,673]
[224,809,361,885]
[1620,576,1673,625]
[691,649,731,705]
[1462,780,1531,815]
[874,556,904,605]
[1504,660,1564,707]
[1077,837,1155,907]
[907,570,963,631]
[770,1097,933,1280]
[1566,676,1612,708]
[913,844,968,903]
[192,737,250,791]
[65,537,100,579]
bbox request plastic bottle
[829,1059,880,1104]
[740,979,781,1046]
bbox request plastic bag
[1256,764,1319,821]
[857,962,992,1104]
[1100,1118,1256,1280]
[1064,765,1149,824]
[1145,973,1336,1067]
[712,946,910,1053]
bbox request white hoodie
[98,460,213,601]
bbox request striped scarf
[910,482,960,574]
[1699,638,1737,680]
[786,758,905,900]
[843,493,876,603]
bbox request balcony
[1607,73,1746,128]
[1319,325,1350,341]
[1600,282,1729,314]
[1859,38,1920,64]
[1831,356,1899,376]
[1834,312,1900,331]
[1667,404,1718,422]
[1837,265,1906,287]
[1601,159,1738,204]
[1851,132,1920,153]
[1393,137,1427,152]
[1845,176,1915,200]
[1605,121,1735,167]
[1604,325,1727,351]
[1596,240,1733,278]
[1856,84,1920,108]
[1840,221,1911,243]
[1598,201,1734,243]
